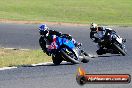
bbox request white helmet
[90,23,97,29]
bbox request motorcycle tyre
[52,54,63,65]
[113,43,127,56]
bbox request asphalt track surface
[0,23,132,88]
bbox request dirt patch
[0,49,8,56]
[0,50,5,56]
[0,19,89,26]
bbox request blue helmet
[39,24,49,31]
[39,24,49,35]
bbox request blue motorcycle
[39,34,89,65]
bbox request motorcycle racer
[90,23,122,54]
[39,24,81,55]
[90,23,116,42]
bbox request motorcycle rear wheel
[52,54,63,65]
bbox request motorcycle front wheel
[113,43,127,56]
[60,46,81,64]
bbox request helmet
[39,24,49,31]
[90,23,98,31]
[39,24,49,35]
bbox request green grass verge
[0,48,51,67]
[0,0,132,25]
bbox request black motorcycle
[91,31,127,56]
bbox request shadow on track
[96,54,123,58]
[89,54,123,58]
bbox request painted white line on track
[0,67,17,71]
[31,62,53,66]
[4,48,17,50]
[4,48,30,51]
[20,49,30,51]
[88,54,97,58]
[0,61,68,70]
[31,61,67,66]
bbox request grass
[0,48,51,67]
[0,0,132,25]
